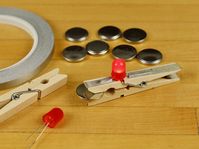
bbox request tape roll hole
[0,24,33,69]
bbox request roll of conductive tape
[0,7,54,89]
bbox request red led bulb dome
[42,108,64,128]
[111,59,126,81]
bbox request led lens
[42,108,64,128]
[111,59,126,81]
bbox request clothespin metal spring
[11,89,42,100]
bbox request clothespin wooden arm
[124,63,181,84]
[84,63,181,93]
[0,68,67,123]
[0,82,31,108]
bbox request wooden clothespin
[76,60,181,106]
[0,68,67,123]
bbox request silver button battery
[112,44,137,61]
[86,40,109,55]
[98,25,122,41]
[136,48,163,64]
[123,28,147,43]
[76,83,87,99]
[62,45,87,62]
[65,27,88,42]
[76,83,94,100]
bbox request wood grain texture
[0,0,199,149]
[0,106,197,135]
[1,133,199,149]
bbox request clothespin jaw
[0,69,67,123]
[76,62,181,106]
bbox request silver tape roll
[0,7,54,89]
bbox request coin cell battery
[65,27,89,42]
[136,48,163,65]
[123,28,147,43]
[62,46,87,62]
[98,26,122,41]
[76,84,89,99]
[86,40,109,55]
[112,45,137,61]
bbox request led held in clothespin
[76,61,181,106]
[111,59,126,81]
[0,69,67,123]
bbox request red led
[42,108,64,128]
[111,59,126,81]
